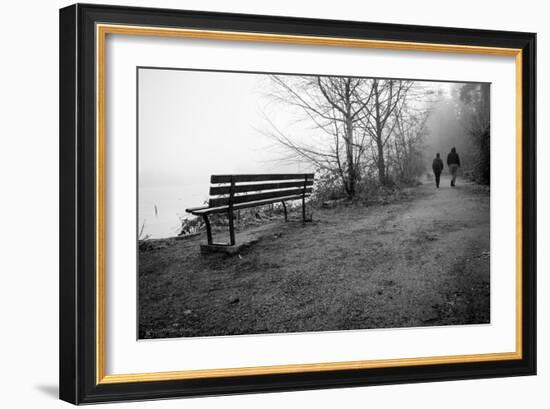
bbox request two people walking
[432,147,461,188]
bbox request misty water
[139,182,206,239]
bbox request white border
[105,34,517,375]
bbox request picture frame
[59,3,536,404]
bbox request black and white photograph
[137,68,491,339]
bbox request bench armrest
[185,205,210,214]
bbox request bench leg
[228,177,236,246]
[281,201,288,222]
[301,198,313,223]
[202,214,213,245]
[228,210,236,246]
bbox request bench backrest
[209,173,314,208]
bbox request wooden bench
[186,173,314,249]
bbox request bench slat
[185,205,209,213]
[189,194,310,215]
[211,173,314,183]
[210,180,313,196]
[209,187,312,208]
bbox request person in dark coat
[447,147,461,187]
[432,153,444,188]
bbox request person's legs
[450,164,458,186]
[435,172,440,188]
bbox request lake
[139,182,208,239]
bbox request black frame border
[59,3,536,404]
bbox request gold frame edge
[95,23,524,385]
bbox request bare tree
[358,79,414,184]
[389,106,428,182]
[264,75,424,196]
[265,75,374,198]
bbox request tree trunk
[377,142,386,184]
[373,80,386,185]
[345,113,356,197]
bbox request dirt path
[139,175,490,339]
